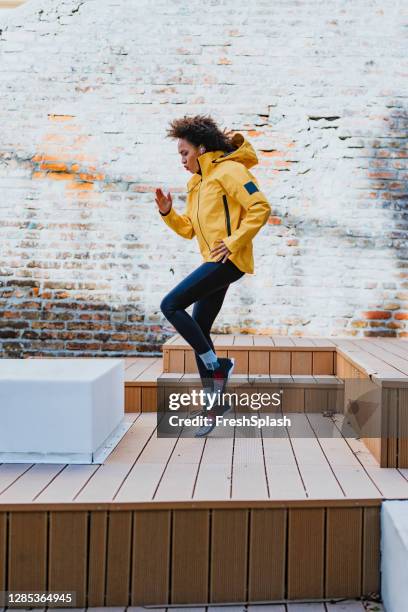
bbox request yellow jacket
[159,132,271,274]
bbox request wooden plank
[362,506,380,597]
[270,351,291,374]
[227,349,249,374]
[326,603,366,611]
[398,388,408,468]
[0,465,66,502]
[169,349,185,373]
[306,414,380,498]
[175,336,189,347]
[248,350,269,374]
[171,510,209,604]
[273,336,295,347]
[385,387,398,468]
[253,335,274,346]
[210,509,248,602]
[338,347,401,379]
[282,388,304,412]
[126,357,157,381]
[0,464,33,495]
[353,339,408,377]
[304,388,329,414]
[125,385,142,412]
[287,508,324,599]
[313,351,334,375]
[288,605,326,611]
[263,433,306,500]
[370,338,408,360]
[163,334,181,346]
[312,338,337,348]
[214,334,235,347]
[287,414,344,498]
[135,358,163,383]
[325,507,362,597]
[87,511,108,606]
[131,510,170,605]
[116,429,179,502]
[124,357,138,370]
[332,414,408,498]
[163,348,170,372]
[249,606,285,612]
[48,511,88,607]
[105,510,132,606]
[0,513,5,593]
[184,350,197,373]
[8,512,47,591]
[291,375,316,385]
[232,435,268,500]
[34,464,99,503]
[291,351,312,374]
[248,508,286,601]
[141,386,157,412]
[76,414,157,503]
[154,437,205,501]
[233,335,254,346]
[116,464,166,503]
[193,435,234,501]
[292,337,315,347]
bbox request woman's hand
[210,239,231,263]
[155,188,172,214]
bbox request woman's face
[178,138,202,174]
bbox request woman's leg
[160,260,244,369]
[191,286,229,382]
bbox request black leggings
[160,260,245,381]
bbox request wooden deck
[0,411,386,605]
[0,603,382,611]
[126,336,408,468]
[1,411,407,508]
[8,335,408,605]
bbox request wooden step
[158,372,344,414]
[162,334,337,375]
[30,338,408,469]
[0,411,384,604]
[124,356,162,412]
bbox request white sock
[199,348,219,371]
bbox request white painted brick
[0,0,406,355]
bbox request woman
[155,114,271,437]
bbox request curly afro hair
[166,114,237,153]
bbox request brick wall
[0,0,407,357]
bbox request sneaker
[190,382,215,418]
[213,357,235,396]
[194,400,232,438]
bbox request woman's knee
[160,294,174,318]
[161,291,183,318]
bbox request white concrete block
[381,500,408,612]
[0,358,127,463]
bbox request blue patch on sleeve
[244,181,259,195]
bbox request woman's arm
[155,188,195,240]
[216,163,271,253]
[159,205,196,240]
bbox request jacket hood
[187,133,258,191]
[213,133,259,169]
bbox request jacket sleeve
[158,200,195,240]
[216,163,271,254]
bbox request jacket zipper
[196,160,211,252]
[223,195,231,236]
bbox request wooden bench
[162,334,408,468]
[336,338,408,468]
